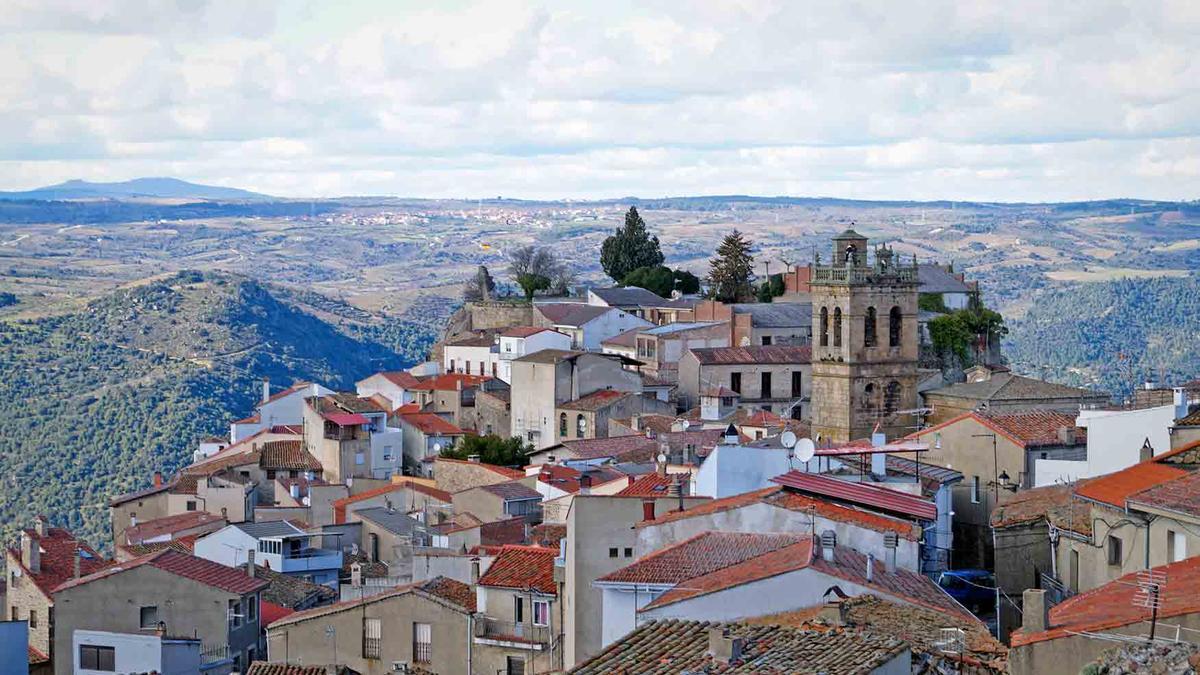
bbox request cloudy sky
[2,0,1198,201]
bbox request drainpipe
[466,613,473,675]
[993,527,1001,640]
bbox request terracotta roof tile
[123,511,225,545]
[435,457,525,479]
[689,345,812,365]
[479,480,542,501]
[332,481,452,523]
[600,532,805,586]
[531,523,567,547]
[419,575,477,612]
[990,482,1093,537]
[812,546,974,619]
[1012,555,1200,647]
[1074,459,1189,509]
[407,373,491,391]
[476,545,558,595]
[771,471,938,521]
[616,472,685,497]
[554,434,658,461]
[55,549,268,595]
[5,526,112,596]
[570,618,906,674]
[399,412,468,435]
[927,372,1105,404]
[536,465,625,494]
[979,410,1086,447]
[246,662,356,675]
[119,533,200,559]
[559,389,633,411]
[1127,469,1200,519]
[258,440,323,471]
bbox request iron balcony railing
[474,617,551,645]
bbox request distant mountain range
[0,177,269,201]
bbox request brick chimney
[73,546,82,579]
[153,471,163,488]
[641,500,656,522]
[1023,589,1049,633]
[20,531,40,574]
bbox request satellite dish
[794,438,816,463]
[656,453,667,465]
[433,443,442,454]
[780,431,798,449]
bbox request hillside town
[6,225,1200,675]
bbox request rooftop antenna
[1131,569,1167,640]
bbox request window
[608,547,618,558]
[533,600,550,626]
[559,413,567,437]
[247,595,257,623]
[139,605,159,629]
[624,547,633,558]
[465,361,472,375]
[229,599,242,628]
[819,307,829,346]
[506,656,526,675]
[355,452,365,465]
[791,371,802,398]
[864,306,877,347]
[186,500,197,511]
[514,596,524,623]
[761,335,772,346]
[970,476,980,504]
[1069,549,1080,592]
[479,361,485,376]
[730,372,742,394]
[80,645,115,672]
[492,362,498,377]
[449,359,456,372]
[832,307,843,348]
[29,609,37,628]
[10,607,15,621]
[1106,536,1123,566]
[889,306,902,347]
[363,617,382,659]
[576,414,586,438]
[413,622,432,663]
[761,372,772,399]
[1169,530,1187,562]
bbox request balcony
[812,264,917,286]
[473,617,552,648]
[279,547,343,574]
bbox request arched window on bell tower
[864,306,877,348]
[889,306,902,347]
[819,307,829,347]
[832,308,843,348]
[884,380,902,415]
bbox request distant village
[6,224,1200,675]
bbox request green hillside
[1005,274,1200,397]
[0,271,433,550]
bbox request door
[506,656,526,675]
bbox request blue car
[936,569,996,612]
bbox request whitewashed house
[193,521,343,588]
[231,380,332,442]
[536,303,653,351]
[355,370,423,411]
[496,327,573,383]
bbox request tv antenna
[1131,569,1167,640]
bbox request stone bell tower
[810,229,920,442]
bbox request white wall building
[73,630,202,675]
[1034,401,1181,486]
[692,434,793,499]
[443,336,497,378]
[194,521,343,588]
[232,381,332,442]
[496,327,572,383]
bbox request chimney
[1139,438,1154,462]
[884,532,898,574]
[656,456,668,478]
[1057,426,1077,446]
[33,515,49,537]
[641,500,656,522]
[870,452,887,479]
[722,423,739,445]
[262,377,271,404]
[20,532,40,574]
[818,599,847,626]
[469,559,480,585]
[578,473,593,496]
[456,378,463,391]
[290,482,301,500]
[707,627,744,665]
[819,530,836,563]
[1023,589,1049,633]
[351,562,363,587]
[246,549,255,577]
[152,471,163,488]
[1174,387,1189,421]
[73,546,82,579]
[866,553,875,582]
[631,414,641,432]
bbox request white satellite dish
[794,438,816,463]
[433,443,442,454]
[656,453,667,465]
[780,431,798,449]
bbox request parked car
[937,569,996,612]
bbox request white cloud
[0,0,1196,201]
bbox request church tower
[810,229,919,442]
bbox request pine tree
[600,206,665,283]
[707,230,755,302]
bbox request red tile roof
[479,480,542,501]
[399,412,468,436]
[1012,556,1200,646]
[434,457,525,479]
[559,389,632,411]
[907,410,1085,449]
[689,345,811,365]
[5,526,112,597]
[264,382,313,405]
[258,440,323,471]
[1128,470,1200,518]
[811,546,974,620]
[321,411,370,426]
[502,326,558,338]
[1074,458,1188,509]
[331,481,453,523]
[118,533,200,558]
[639,485,918,541]
[28,645,49,665]
[616,472,682,497]
[772,471,938,521]
[123,511,225,545]
[268,576,474,628]
[259,601,294,627]
[598,531,808,589]
[377,370,423,388]
[990,482,1093,537]
[553,434,659,461]
[536,464,625,494]
[408,373,491,391]
[55,549,268,595]
[476,545,558,595]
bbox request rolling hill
[0,271,431,550]
[0,177,268,201]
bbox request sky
[2,0,1199,201]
